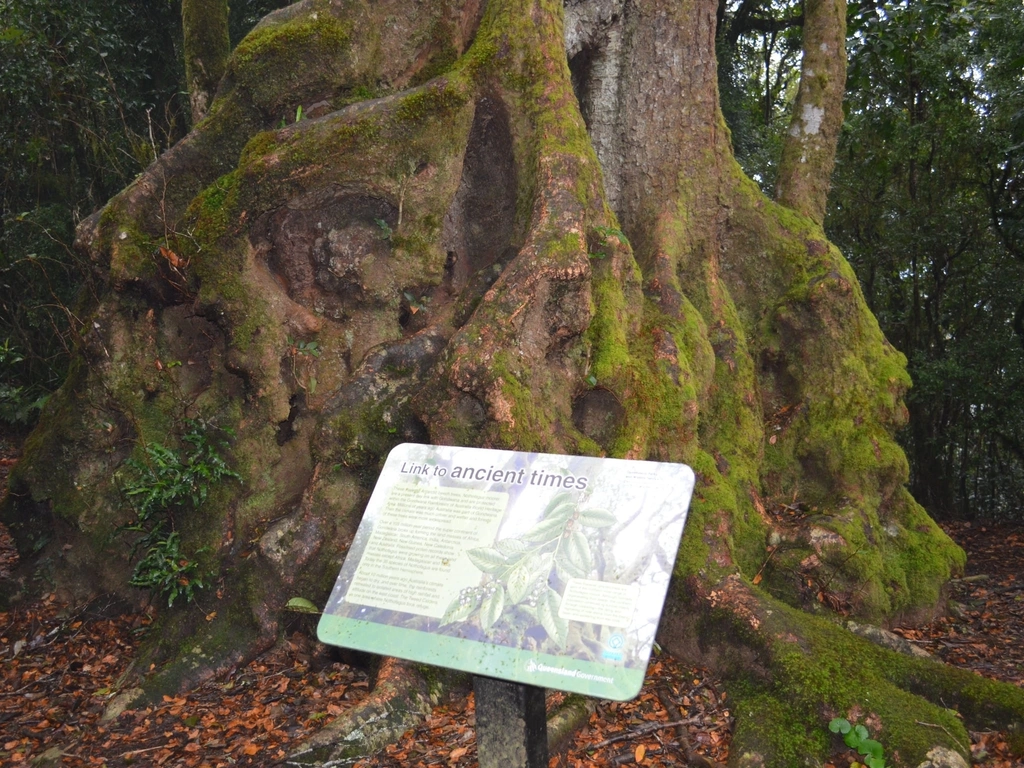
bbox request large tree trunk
[3,1,1022,765]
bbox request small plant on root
[830,717,887,768]
[117,419,241,606]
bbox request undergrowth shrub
[117,419,241,606]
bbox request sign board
[317,444,694,701]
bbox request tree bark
[182,0,231,123]
[3,1,1023,765]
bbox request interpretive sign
[317,444,694,701]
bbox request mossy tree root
[286,657,594,765]
[663,574,1024,768]
[287,657,440,766]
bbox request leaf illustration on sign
[496,537,529,556]
[564,529,594,573]
[480,584,506,630]
[523,513,570,543]
[578,508,616,528]
[467,547,507,574]
[441,586,482,626]
[537,586,568,647]
[543,491,574,516]
[442,491,614,646]
[522,492,575,542]
[505,558,534,604]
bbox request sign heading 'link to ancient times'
[318,444,694,700]
[399,459,591,490]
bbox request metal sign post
[473,676,547,768]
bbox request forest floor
[1,428,1022,768]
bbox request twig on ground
[119,745,167,758]
[591,718,700,749]
[916,720,969,754]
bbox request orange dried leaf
[635,743,646,762]
[159,246,183,268]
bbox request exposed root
[287,658,439,765]
[663,577,1024,767]
[286,659,597,766]
[546,694,596,757]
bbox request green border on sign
[318,613,645,700]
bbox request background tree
[182,0,230,123]
[717,0,804,190]
[3,1,1024,765]
[721,0,1024,521]
[826,0,1024,519]
[0,0,185,424]
[0,0,287,425]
